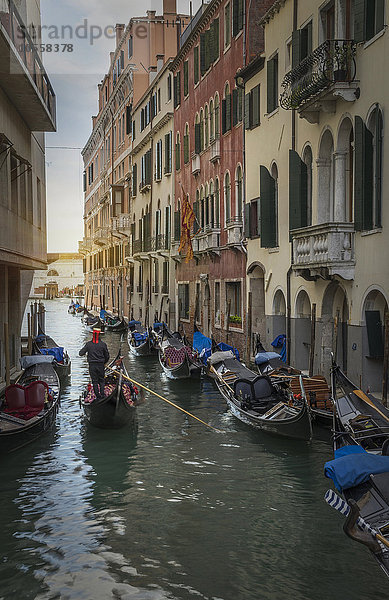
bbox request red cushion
[26,381,49,408]
[5,384,26,409]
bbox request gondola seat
[5,384,26,411]
[26,381,50,408]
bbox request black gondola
[105,316,127,332]
[207,350,312,441]
[157,327,202,379]
[0,355,60,454]
[255,338,333,426]
[324,362,389,578]
[127,320,157,356]
[82,311,106,333]
[33,329,71,382]
[80,355,142,429]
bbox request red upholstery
[26,381,49,408]
[5,385,26,410]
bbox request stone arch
[360,288,388,390]
[302,144,313,226]
[317,128,334,223]
[248,263,266,350]
[321,281,349,374]
[335,116,354,222]
[294,289,312,371]
[272,289,287,347]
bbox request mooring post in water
[4,322,10,386]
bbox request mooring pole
[4,322,10,386]
[309,303,316,377]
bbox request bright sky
[41,0,199,252]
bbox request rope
[106,367,223,433]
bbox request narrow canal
[1,299,387,600]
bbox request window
[232,86,243,126]
[165,132,172,174]
[224,171,231,224]
[226,282,242,323]
[155,140,163,180]
[167,74,172,101]
[232,0,244,36]
[259,163,278,247]
[204,105,209,147]
[194,46,200,84]
[174,71,181,108]
[293,21,312,67]
[132,163,137,196]
[175,133,181,171]
[215,281,221,325]
[178,283,190,319]
[128,35,133,58]
[235,165,243,220]
[200,109,204,152]
[184,123,190,164]
[141,150,152,187]
[184,60,189,96]
[267,54,278,114]
[210,99,214,141]
[215,93,220,137]
[214,177,220,227]
[162,261,169,292]
[302,146,313,227]
[224,3,231,49]
[245,84,260,129]
[222,83,231,134]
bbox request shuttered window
[289,149,308,236]
[292,22,312,68]
[354,115,375,231]
[194,46,199,84]
[174,210,181,241]
[260,166,277,248]
[267,55,278,114]
[232,0,244,36]
[184,60,189,97]
[195,123,201,154]
[155,140,162,180]
[213,18,220,62]
[354,0,385,42]
[244,84,260,129]
[200,33,206,76]
[175,137,181,171]
[173,72,181,108]
[222,93,231,134]
[164,132,172,174]
[193,200,200,234]
[184,128,190,164]
[131,163,137,196]
[126,105,132,135]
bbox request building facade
[243,0,388,391]
[0,0,56,387]
[80,1,190,319]
[170,0,274,355]
[32,253,84,299]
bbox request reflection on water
[0,299,388,599]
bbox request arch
[235,164,243,220]
[361,288,388,389]
[302,145,313,226]
[204,103,209,148]
[317,128,334,223]
[247,260,266,275]
[224,81,230,97]
[248,263,266,342]
[209,98,214,141]
[273,289,286,316]
[335,116,354,222]
[224,171,231,224]
[295,289,311,318]
[47,269,59,277]
[321,281,350,372]
[214,92,220,137]
[294,289,312,370]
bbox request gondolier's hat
[92,328,101,343]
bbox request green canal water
[1,299,388,599]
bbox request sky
[41,0,200,252]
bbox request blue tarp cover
[128,320,141,327]
[324,445,389,491]
[153,322,164,329]
[133,332,147,344]
[255,351,281,365]
[40,347,64,363]
[100,309,107,319]
[35,334,46,343]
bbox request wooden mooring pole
[382,312,389,406]
[309,303,316,377]
[27,313,32,355]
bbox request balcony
[0,0,56,131]
[192,153,200,176]
[210,137,221,163]
[291,222,355,280]
[161,284,169,295]
[112,215,132,234]
[226,217,243,246]
[280,40,358,124]
[133,239,142,254]
[150,234,170,252]
[193,226,221,254]
[93,226,110,247]
[78,238,92,255]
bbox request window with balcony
[267,54,278,114]
[178,283,190,319]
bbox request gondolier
[79,328,109,400]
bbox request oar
[106,367,223,433]
[209,365,235,394]
[352,389,389,424]
[324,488,389,550]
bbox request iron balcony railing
[1,0,56,123]
[280,40,357,111]
[150,234,170,251]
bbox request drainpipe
[286,0,298,364]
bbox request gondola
[33,329,71,382]
[105,316,127,333]
[80,354,142,429]
[82,311,106,333]
[0,355,60,454]
[207,350,312,441]
[157,328,202,379]
[68,304,76,315]
[324,362,389,578]
[127,320,157,356]
[255,338,333,426]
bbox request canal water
[1,299,388,600]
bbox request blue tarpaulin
[128,320,141,327]
[39,346,64,363]
[193,331,212,364]
[100,309,108,319]
[255,351,281,365]
[271,334,287,362]
[324,445,389,491]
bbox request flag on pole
[178,191,195,263]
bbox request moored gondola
[207,350,312,441]
[324,361,389,578]
[157,327,202,379]
[80,355,142,429]
[33,329,71,382]
[82,311,106,333]
[100,309,128,332]
[127,320,157,356]
[0,355,60,454]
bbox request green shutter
[194,46,199,84]
[354,0,366,42]
[222,98,226,134]
[238,0,244,32]
[177,71,181,103]
[126,105,132,135]
[354,116,364,230]
[173,75,177,107]
[375,109,383,227]
[175,143,180,171]
[376,0,385,34]
[205,29,211,71]
[233,0,239,36]
[289,149,307,236]
[364,127,374,231]
[195,123,201,154]
[244,93,250,129]
[174,211,181,241]
[267,58,275,113]
[214,18,219,61]
[184,61,188,96]
[260,166,277,248]
[252,84,260,127]
[209,21,215,64]
[244,203,250,238]
[292,30,301,68]
[132,163,137,194]
[226,94,231,131]
[232,88,238,126]
[193,201,200,233]
[200,33,206,75]
[365,310,384,357]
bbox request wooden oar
[106,367,223,433]
[353,389,389,424]
[209,365,235,394]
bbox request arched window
[366,106,383,229]
[47,269,59,277]
[223,82,231,134]
[200,108,204,152]
[204,104,209,148]
[175,132,181,171]
[184,123,190,164]
[302,146,313,226]
[205,182,209,227]
[271,162,279,245]
[215,177,220,227]
[209,180,214,227]
[235,165,243,220]
[200,186,205,228]
[209,99,214,142]
[214,93,220,137]
[224,171,231,224]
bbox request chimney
[163,0,176,16]
[156,54,164,73]
[110,51,114,65]
[149,66,157,85]
[147,10,156,20]
[115,23,125,45]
